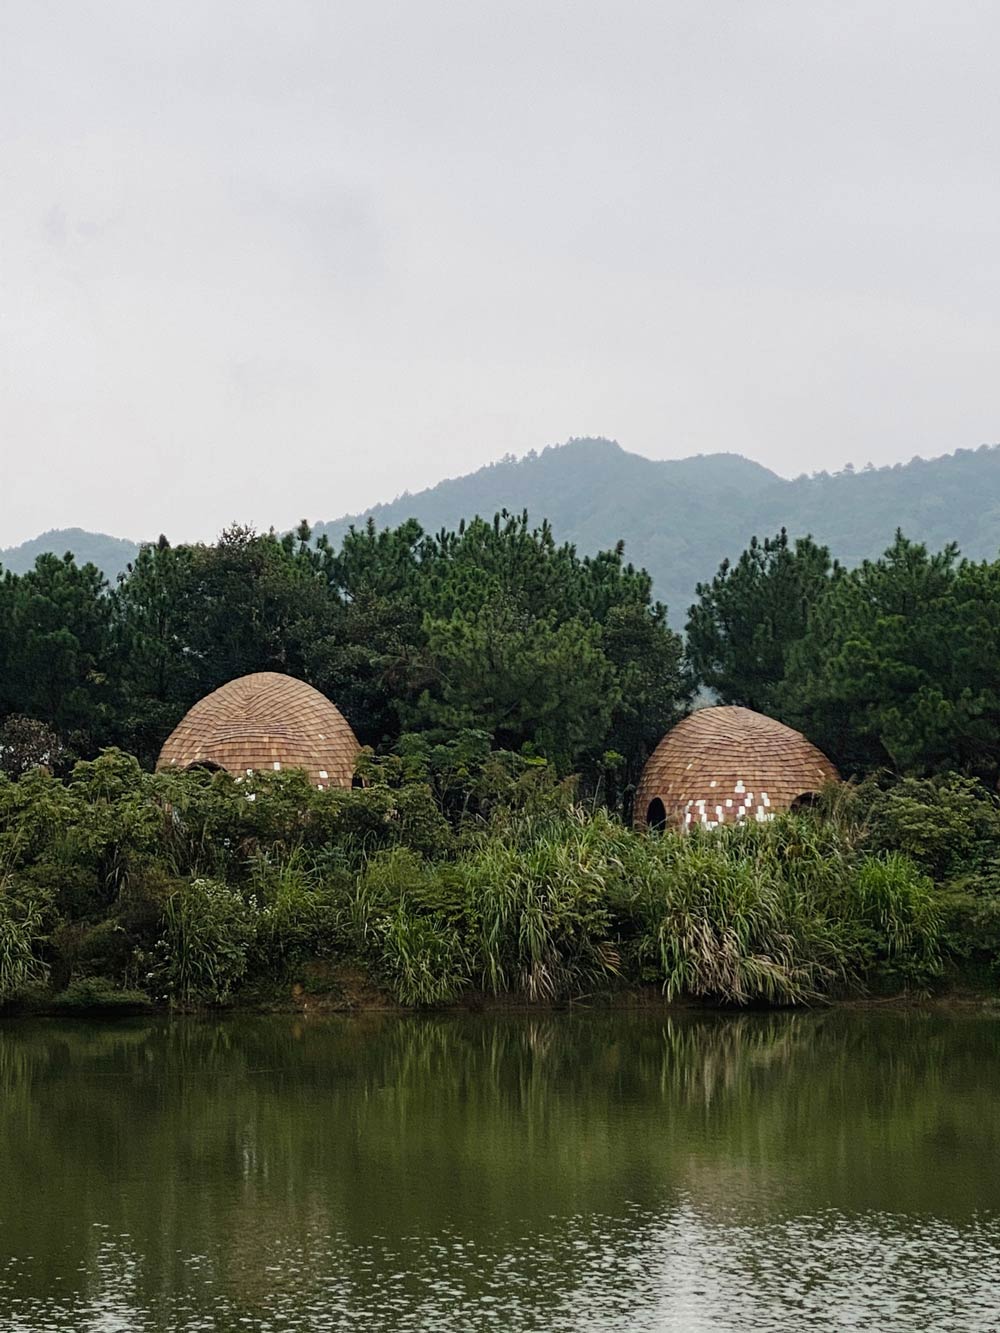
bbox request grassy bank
[2,751,999,1013]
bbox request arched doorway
[646,797,667,831]
[790,791,819,812]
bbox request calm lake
[1,1010,999,1331]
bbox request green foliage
[386,511,685,777]
[845,854,942,989]
[618,814,947,1002]
[412,598,618,772]
[380,909,468,1008]
[50,976,152,1012]
[251,851,348,973]
[856,774,1000,881]
[781,534,1000,778]
[0,708,991,1011]
[0,890,48,1000]
[686,530,836,713]
[348,849,468,1006]
[0,554,115,753]
[159,879,258,1005]
[622,819,847,1004]
[845,774,1000,983]
[462,812,624,1001]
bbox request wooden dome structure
[156,672,360,791]
[635,705,838,832]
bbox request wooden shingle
[156,672,360,790]
[635,705,838,832]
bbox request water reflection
[0,1011,998,1330]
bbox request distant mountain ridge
[0,528,141,581]
[5,438,1000,623]
[314,437,1000,623]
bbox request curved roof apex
[156,672,360,791]
[636,705,838,831]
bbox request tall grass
[462,810,626,1000]
[0,893,48,1000]
[622,814,943,1002]
[348,849,468,1006]
[160,879,256,1005]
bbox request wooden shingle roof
[156,672,360,790]
[635,705,838,832]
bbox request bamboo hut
[156,672,360,790]
[635,705,838,832]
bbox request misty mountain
[5,439,1000,624]
[315,438,1000,622]
[0,529,141,581]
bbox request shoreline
[3,974,997,1021]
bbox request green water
[1,1010,999,1331]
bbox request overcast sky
[2,1,998,546]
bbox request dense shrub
[158,879,258,1005]
[50,975,152,1012]
[0,750,995,1009]
[857,774,1000,881]
[251,851,349,973]
[843,853,942,989]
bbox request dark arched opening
[351,772,365,789]
[646,797,667,832]
[790,791,819,812]
[185,760,223,774]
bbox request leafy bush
[857,774,1000,881]
[0,750,985,1010]
[51,976,152,1012]
[346,849,467,1004]
[251,851,349,973]
[159,879,258,1005]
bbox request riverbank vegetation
[1,751,997,1011]
[2,516,1000,1010]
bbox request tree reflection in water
[0,1010,997,1331]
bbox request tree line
[0,514,685,803]
[1,514,999,798]
[3,513,1000,1011]
[688,528,1000,781]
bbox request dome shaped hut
[156,672,360,791]
[635,705,838,832]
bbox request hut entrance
[790,792,819,812]
[646,797,667,832]
[185,761,223,773]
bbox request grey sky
[2,0,998,547]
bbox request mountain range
[5,438,1000,623]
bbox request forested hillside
[0,529,140,580]
[5,440,1000,622]
[316,438,1000,621]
